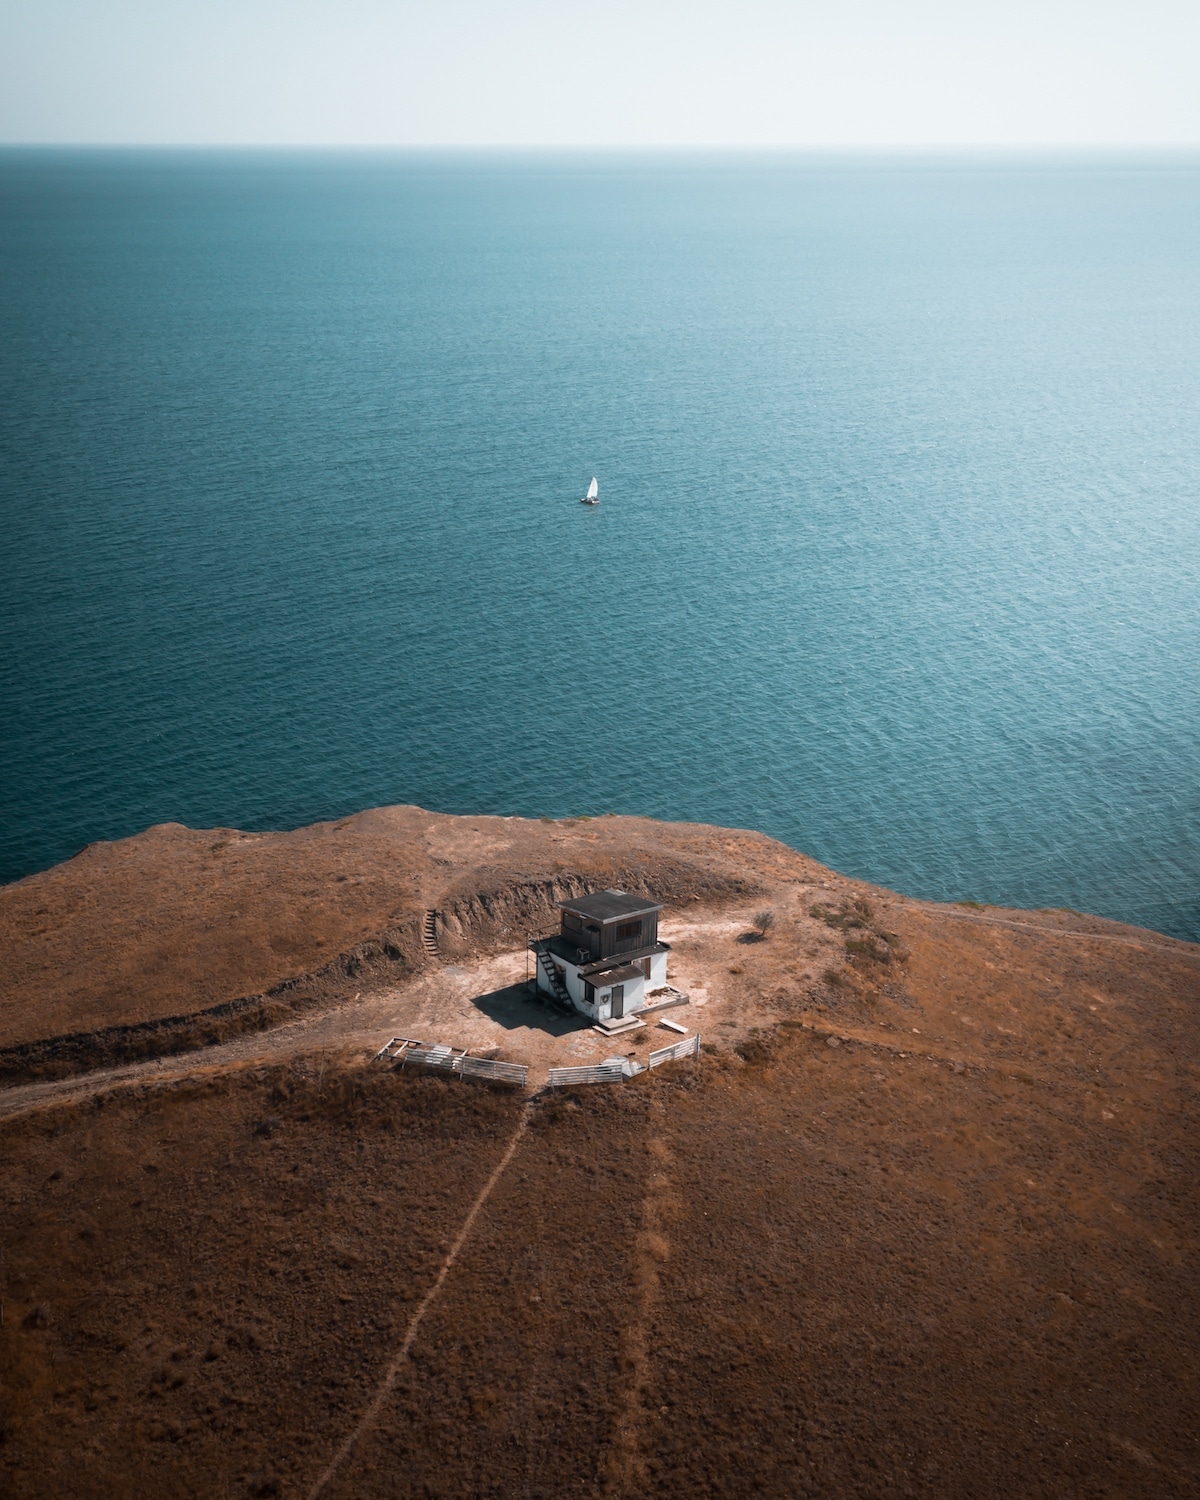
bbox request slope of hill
[0,808,769,1067]
[1,809,1197,1498]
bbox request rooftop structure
[557,891,663,925]
[531,889,670,1025]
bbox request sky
[1,0,1198,148]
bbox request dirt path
[5,886,1189,1124]
[306,1097,535,1500]
[889,897,1200,960]
[0,907,763,1121]
[0,950,539,1121]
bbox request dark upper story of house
[552,890,665,968]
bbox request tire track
[606,1097,681,1495]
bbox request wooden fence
[549,1035,701,1087]
[375,1037,527,1087]
[460,1055,529,1085]
[373,1036,426,1061]
[376,1033,698,1091]
[647,1033,702,1068]
[547,1060,630,1087]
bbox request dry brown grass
[1,809,1198,1497]
[3,1012,1197,1498]
[0,808,779,1053]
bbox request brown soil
[1,809,1198,1497]
[0,808,768,1071]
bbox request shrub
[811,902,866,930]
[735,1035,773,1064]
[845,937,890,964]
[752,909,776,936]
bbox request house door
[610,985,625,1019]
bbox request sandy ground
[3,872,1197,1122]
[0,896,842,1117]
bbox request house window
[615,920,642,941]
[584,982,595,1004]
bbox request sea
[1,150,1198,940]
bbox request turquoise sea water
[1,151,1198,939]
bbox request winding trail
[0,1000,374,1122]
[0,947,537,1121]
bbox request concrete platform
[593,1014,647,1037]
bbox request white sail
[586,477,599,500]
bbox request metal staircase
[536,949,574,1012]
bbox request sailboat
[580,477,600,506]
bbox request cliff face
[1,809,1198,1498]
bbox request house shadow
[470,981,591,1037]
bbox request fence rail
[648,1033,702,1069]
[376,1037,527,1087]
[550,1035,700,1087]
[376,1032,697,1092]
[373,1036,427,1061]
[547,1061,628,1088]
[460,1055,528,1085]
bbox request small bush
[845,937,890,964]
[810,898,873,931]
[752,910,776,936]
[735,1036,773,1065]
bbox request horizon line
[3,141,1200,154]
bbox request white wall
[594,973,646,1019]
[567,958,648,1019]
[536,950,662,1018]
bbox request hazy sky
[2,0,1197,147]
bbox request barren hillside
[1,809,1198,1498]
[0,808,771,1066]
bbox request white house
[530,890,669,1024]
